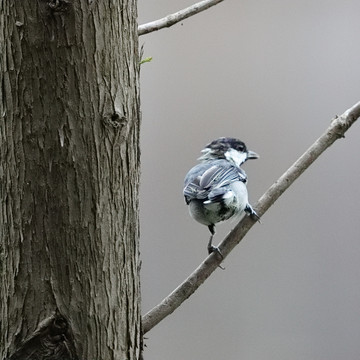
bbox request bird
[183,137,259,257]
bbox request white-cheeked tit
[183,137,259,256]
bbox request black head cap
[203,137,247,156]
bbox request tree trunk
[0,1,141,359]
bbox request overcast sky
[137,1,360,359]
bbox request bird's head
[198,137,259,167]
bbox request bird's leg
[207,225,223,260]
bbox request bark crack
[9,310,79,360]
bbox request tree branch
[138,0,225,36]
[142,100,360,334]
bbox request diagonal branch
[138,0,225,36]
[142,100,360,334]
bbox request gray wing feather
[183,160,247,203]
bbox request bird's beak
[247,150,260,160]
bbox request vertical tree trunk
[0,1,141,359]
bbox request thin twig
[138,0,225,36]
[142,101,360,334]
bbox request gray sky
[138,1,360,359]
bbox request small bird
[183,137,259,256]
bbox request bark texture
[0,1,141,359]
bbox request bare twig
[138,0,225,36]
[142,101,360,334]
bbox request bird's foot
[207,245,225,270]
[245,204,261,223]
[207,244,223,258]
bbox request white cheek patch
[225,149,247,166]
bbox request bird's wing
[183,162,247,202]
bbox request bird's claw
[207,245,223,258]
[207,245,225,270]
[245,204,261,223]
[251,211,261,223]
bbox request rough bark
[0,1,141,359]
